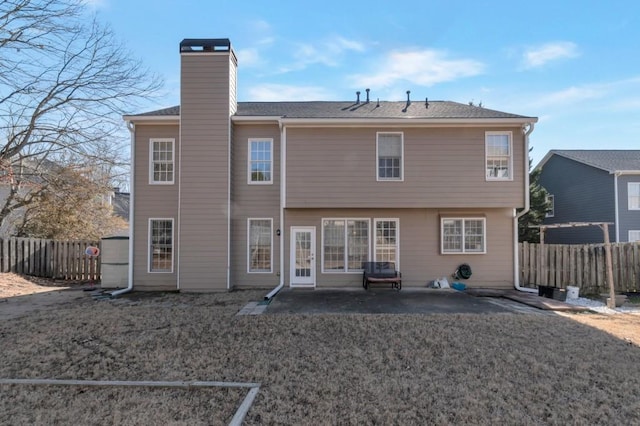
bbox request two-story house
[537,150,640,244]
[122,38,538,292]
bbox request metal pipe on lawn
[111,121,135,297]
[265,121,286,300]
[514,122,537,293]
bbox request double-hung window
[374,219,399,267]
[377,132,403,181]
[248,139,273,184]
[247,218,272,273]
[322,219,369,272]
[629,183,640,210]
[546,194,555,218]
[485,132,512,180]
[441,218,486,254]
[629,231,640,242]
[149,139,175,184]
[149,218,174,272]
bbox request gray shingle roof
[133,101,533,120]
[549,150,640,172]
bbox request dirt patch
[0,273,95,320]
[1,290,640,424]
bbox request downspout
[514,122,537,293]
[613,172,620,242]
[111,121,136,297]
[265,120,286,300]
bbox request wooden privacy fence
[0,238,101,281]
[519,242,640,294]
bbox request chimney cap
[180,38,231,53]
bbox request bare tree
[0,0,161,235]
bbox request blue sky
[91,0,639,165]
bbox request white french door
[290,227,316,287]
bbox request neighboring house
[122,38,538,292]
[537,150,640,244]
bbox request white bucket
[566,286,579,300]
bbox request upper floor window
[149,139,175,184]
[628,183,640,210]
[377,132,403,181]
[441,217,486,254]
[248,139,273,184]
[149,218,173,272]
[546,194,555,218]
[629,230,640,243]
[485,132,512,180]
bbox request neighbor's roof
[127,101,535,121]
[537,150,640,173]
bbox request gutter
[111,121,136,297]
[264,121,286,300]
[514,122,537,293]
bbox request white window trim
[546,194,555,218]
[247,218,273,273]
[148,218,174,273]
[628,182,640,210]
[485,131,513,182]
[628,230,640,242]
[373,218,400,270]
[440,217,487,255]
[247,138,274,185]
[376,132,404,182]
[321,218,371,274]
[149,138,175,185]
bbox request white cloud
[522,42,579,68]
[236,48,261,68]
[247,84,334,101]
[278,36,367,73]
[349,49,484,88]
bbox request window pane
[377,134,402,179]
[347,220,368,271]
[249,219,271,272]
[375,220,397,265]
[323,220,345,271]
[150,220,173,272]
[249,140,272,183]
[151,140,174,183]
[486,133,511,179]
[464,219,484,252]
[442,219,462,252]
[629,183,640,209]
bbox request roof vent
[403,90,411,112]
[356,91,361,104]
[425,97,429,109]
[376,98,380,108]
[366,88,370,103]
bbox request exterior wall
[617,174,640,242]
[285,126,526,209]
[283,208,516,289]
[230,123,281,288]
[540,155,614,243]
[178,52,235,291]
[133,123,180,290]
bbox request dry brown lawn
[1,274,640,424]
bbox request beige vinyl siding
[133,124,179,290]
[285,127,525,208]
[284,208,515,289]
[178,53,233,291]
[230,123,280,288]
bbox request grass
[1,290,640,425]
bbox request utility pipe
[111,121,135,297]
[265,120,286,300]
[514,122,537,293]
